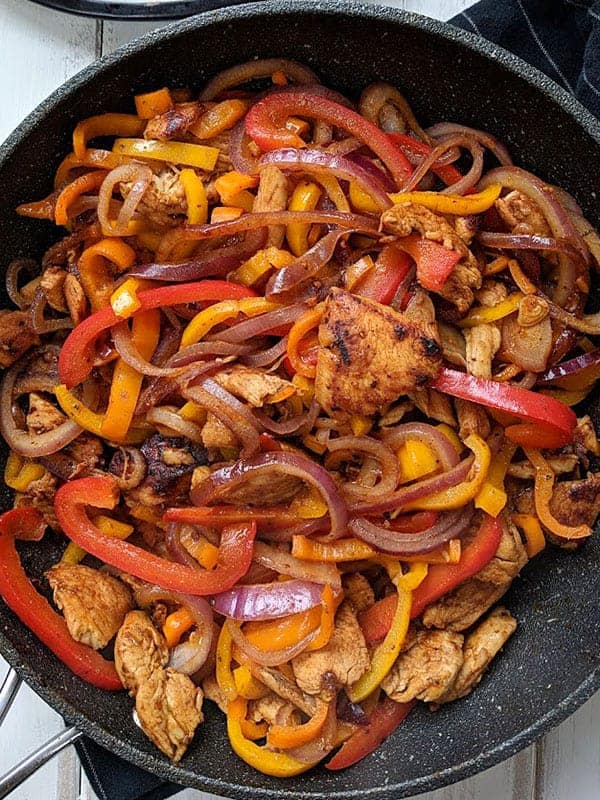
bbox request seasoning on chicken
[252,164,289,247]
[115,610,169,695]
[381,627,464,703]
[495,190,551,237]
[121,168,187,228]
[455,397,491,440]
[40,266,68,313]
[0,310,39,368]
[215,366,295,408]
[144,102,202,141]
[409,387,456,427]
[249,693,301,726]
[14,470,59,529]
[315,288,442,416]
[464,323,501,379]
[342,573,375,613]
[515,473,600,530]
[26,392,67,434]
[292,602,370,695]
[47,564,133,650]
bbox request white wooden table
[0,0,598,797]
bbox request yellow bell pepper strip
[112,138,219,170]
[227,190,256,212]
[215,171,260,204]
[286,181,322,256]
[523,448,592,540]
[101,309,161,441]
[233,665,269,700]
[395,562,429,591]
[512,513,546,558]
[404,433,491,511]
[286,305,324,379]
[134,87,173,119]
[437,423,462,454]
[306,584,337,652]
[243,606,322,652]
[289,487,328,519]
[348,564,412,703]
[317,174,351,213]
[227,696,316,776]
[190,99,249,139]
[350,414,372,436]
[267,698,330,749]
[349,181,380,214]
[398,439,439,483]
[61,514,134,565]
[475,440,517,517]
[53,149,124,189]
[388,183,502,215]
[211,206,244,224]
[231,247,295,287]
[179,401,207,425]
[78,238,137,312]
[216,622,238,702]
[4,452,45,491]
[54,384,148,444]
[73,114,145,158]
[459,293,523,328]
[163,606,196,649]
[240,716,269,741]
[54,170,108,227]
[179,168,208,224]
[292,535,375,562]
[110,277,156,318]
[180,297,280,349]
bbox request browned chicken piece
[438,607,517,703]
[438,262,483,315]
[122,168,187,228]
[135,668,203,762]
[202,674,228,714]
[115,610,169,695]
[64,273,88,325]
[514,473,600,530]
[247,663,317,716]
[508,453,578,480]
[454,215,479,246]
[47,564,133,650]
[252,165,289,247]
[37,432,103,481]
[422,517,527,631]
[574,415,600,456]
[382,627,464,703]
[455,397,491,440]
[464,324,501,379]
[202,132,233,173]
[215,366,295,408]
[201,412,238,451]
[0,310,39,368]
[409,387,456,427]
[476,280,508,307]
[14,470,59,529]
[292,602,370,695]
[40,266,68,313]
[382,202,473,260]
[438,322,467,369]
[343,573,375,613]
[26,392,66,434]
[144,102,202,141]
[315,288,442,417]
[379,398,415,427]
[248,692,301,727]
[495,190,551,237]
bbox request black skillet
[29,0,252,21]
[0,2,599,797]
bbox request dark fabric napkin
[75,2,600,799]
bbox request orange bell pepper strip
[512,513,546,558]
[54,170,108,227]
[286,305,324,379]
[112,138,219,170]
[163,606,196,649]
[101,308,161,441]
[267,699,330,749]
[0,508,122,690]
[215,171,259,204]
[73,113,145,158]
[305,584,337,651]
[216,622,238,702]
[243,606,322,652]
[523,448,592,540]
[292,535,375,562]
[211,206,244,224]
[53,149,125,189]
[54,476,257,594]
[78,238,137,312]
[134,88,173,119]
[233,665,268,700]
[16,194,57,220]
[190,99,248,139]
[240,716,269,741]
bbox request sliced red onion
[112,322,185,377]
[538,348,600,385]
[199,59,320,100]
[0,364,82,458]
[253,399,319,436]
[381,422,460,470]
[98,163,153,237]
[360,82,431,143]
[287,701,337,764]
[191,450,348,540]
[30,288,73,334]
[212,579,324,621]
[168,341,255,367]
[346,152,396,193]
[400,133,483,195]
[166,523,204,569]
[349,507,473,555]
[253,541,342,588]
[259,148,392,211]
[427,122,513,166]
[211,304,307,343]
[242,337,288,368]
[129,230,266,282]
[478,231,586,265]
[146,406,205,443]
[6,259,37,309]
[227,618,317,667]
[326,435,399,499]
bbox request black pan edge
[0,2,599,797]
[28,0,255,22]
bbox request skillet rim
[0,2,598,796]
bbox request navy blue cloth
[77,2,600,799]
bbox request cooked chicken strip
[215,366,295,408]
[495,190,551,237]
[0,310,39,368]
[252,165,289,247]
[464,323,501,379]
[115,610,169,696]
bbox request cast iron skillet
[0,2,599,797]
[29,0,253,22]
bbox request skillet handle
[0,725,82,799]
[0,669,21,726]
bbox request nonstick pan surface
[0,3,599,797]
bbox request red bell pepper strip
[359,514,502,644]
[396,233,461,292]
[164,505,300,529]
[388,133,466,188]
[55,476,257,594]
[355,246,412,306]
[0,508,122,691]
[432,367,576,448]
[245,91,413,186]
[58,280,256,388]
[326,697,415,771]
[387,511,438,533]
